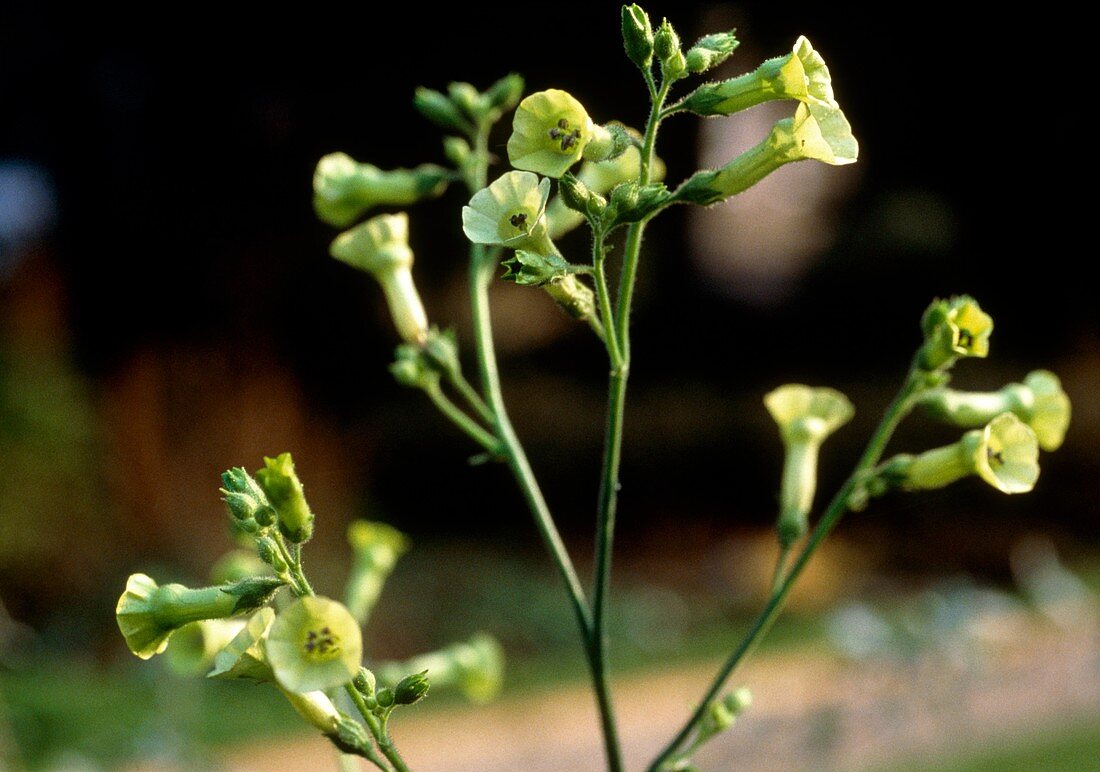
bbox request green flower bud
[329,712,373,756]
[377,633,504,704]
[654,19,686,81]
[679,36,836,117]
[389,343,437,390]
[164,619,246,676]
[507,90,597,178]
[921,370,1071,452]
[265,596,363,693]
[312,152,449,228]
[116,574,284,660]
[208,607,276,682]
[353,667,377,697]
[676,102,857,205]
[484,73,525,112]
[765,385,854,546]
[621,4,654,72]
[462,171,555,253]
[220,467,276,526]
[394,670,431,705]
[448,82,483,118]
[886,413,1040,494]
[500,250,574,287]
[443,136,471,167]
[255,452,314,544]
[917,295,994,371]
[376,687,395,708]
[413,87,469,132]
[603,181,670,227]
[545,274,598,325]
[209,549,269,585]
[685,32,740,74]
[330,212,430,346]
[344,520,409,625]
[422,327,462,382]
[256,535,288,573]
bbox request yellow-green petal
[462,171,552,248]
[1022,370,1071,451]
[764,384,854,442]
[265,596,362,693]
[507,90,595,178]
[975,413,1040,494]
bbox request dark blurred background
[1,2,1096,768]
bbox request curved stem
[345,684,407,772]
[770,544,792,595]
[592,232,623,369]
[647,368,925,771]
[447,370,496,426]
[423,380,501,455]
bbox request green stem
[424,380,502,455]
[345,684,406,772]
[447,370,496,426]
[770,544,791,595]
[647,367,925,771]
[591,232,623,369]
[468,252,593,642]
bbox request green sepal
[390,344,438,390]
[621,4,654,73]
[500,251,574,287]
[223,576,286,615]
[654,18,687,81]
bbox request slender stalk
[592,232,623,369]
[446,370,496,426]
[345,684,406,772]
[423,380,501,455]
[647,368,925,770]
[584,73,674,772]
[770,544,791,595]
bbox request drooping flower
[377,633,504,704]
[676,101,857,205]
[764,385,854,545]
[679,36,836,117]
[312,152,449,227]
[116,574,284,659]
[344,520,409,624]
[920,369,1071,452]
[265,595,363,693]
[889,412,1040,494]
[330,212,430,345]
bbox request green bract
[330,213,430,345]
[765,385,854,545]
[265,596,363,693]
[462,171,553,252]
[312,152,449,227]
[507,90,611,178]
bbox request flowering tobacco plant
[117,6,1070,770]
